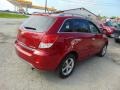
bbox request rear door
[88,21,105,55]
[59,18,94,60]
[72,19,93,60]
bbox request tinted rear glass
[21,15,56,32]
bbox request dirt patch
[110,53,120,64]
[0,33,6,43]
[108,49,120,65]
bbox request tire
[115,39,119,43]
[110,34,115,38]
[98,45,107,57]
[58,54,76,79]
[107,34,113,38]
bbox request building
[55,8,100,25]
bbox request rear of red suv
[15,15,63,70]
[15,14,108,78]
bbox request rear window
[21,15,56,32]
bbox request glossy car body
[114,30,120,42]
[100,23,116,37]
[15,14,108,71]
[114,23,120,42]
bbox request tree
[110,16,117,19]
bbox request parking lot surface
[0,18,120,90]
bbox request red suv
[15,14,108,78]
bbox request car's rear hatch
[17,15,56,49]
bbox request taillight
[106,28,112,32]
[39,35,58,48]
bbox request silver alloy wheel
[62,58,75,76]
[102,46,107,56]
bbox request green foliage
[0,12,28,18]
[110,16,117,19]
[102,16,107,18]
[98,14,107,19]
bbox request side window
[60,19,73,32]
[73,19,90,33]
[89,22,100,34]
[105,21,112,26]
[60,19,90,33]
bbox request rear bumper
[15,41,62,71]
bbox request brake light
[106,28,112,32]
[39,35,58,48]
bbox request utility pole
[45,0,47,13]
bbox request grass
[0,12,28,18]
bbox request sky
[0,0,120,17]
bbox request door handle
[75,39,82,41]
[92,38,95,41]
[74,39,82,43]
[71,39,82,45]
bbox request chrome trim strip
[57,18,90,34]
[57,18,100,34]
[57,18,73,33]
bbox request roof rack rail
[58,13,91,20]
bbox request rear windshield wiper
[24,27,36,30]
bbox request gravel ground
[0,18,120,90]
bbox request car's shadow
[31,53,116,86]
